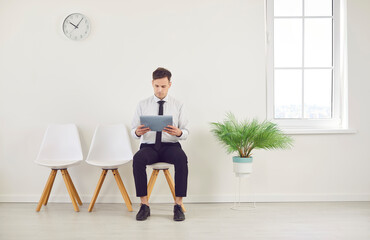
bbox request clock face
[63,13,90,40]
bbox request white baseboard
[1,193,370,203]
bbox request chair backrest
[86,124,133,163]
[36,124,83,162]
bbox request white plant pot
[233,156,253,177]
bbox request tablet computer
[140,115,173,132]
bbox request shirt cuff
[177,129,188,140]
[131,128,141,139]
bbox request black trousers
[133,142,188,197]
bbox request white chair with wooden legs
[147,162,186,212]
[35,124,83,212]
[86,124,133,212]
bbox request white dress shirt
[131,95,189,144]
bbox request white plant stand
[231,174,256,211]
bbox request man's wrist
[135,131,141,137]
[176,131,183,137]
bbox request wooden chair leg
[43,169,57,206]
[163,169,186,212]
[61,169,79,212]
[88,169,108,212]
[163,169,176,200]
[65,170,82,206]
[112,169,133,212]
[147,169,159,200]
[36,169,57,212]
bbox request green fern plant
[210,113,293,158]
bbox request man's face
[152,77,171,100]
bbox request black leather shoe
[136,204,150,221]
[173,204,185,221]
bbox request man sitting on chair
[131,67,189,221]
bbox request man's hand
[135,124,150,137]
[163,125,182,137]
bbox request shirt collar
[153,95,169,103]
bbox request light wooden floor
[0,202,369,240]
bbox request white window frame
[266,0,353,133]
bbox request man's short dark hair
[153,67,172,81]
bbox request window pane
[274,0,302,16]
[304,18,332,67]
[274,19,302,67]
[304,69,332,118]
[305,0,332,16]
[274,70,302,118]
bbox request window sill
[282,128,357,135]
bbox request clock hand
[69,22,78,29]
[76,18,83,27]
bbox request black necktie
[154,100,165,150]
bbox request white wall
[0,0,369,203]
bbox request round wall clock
[62,13,91,40]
